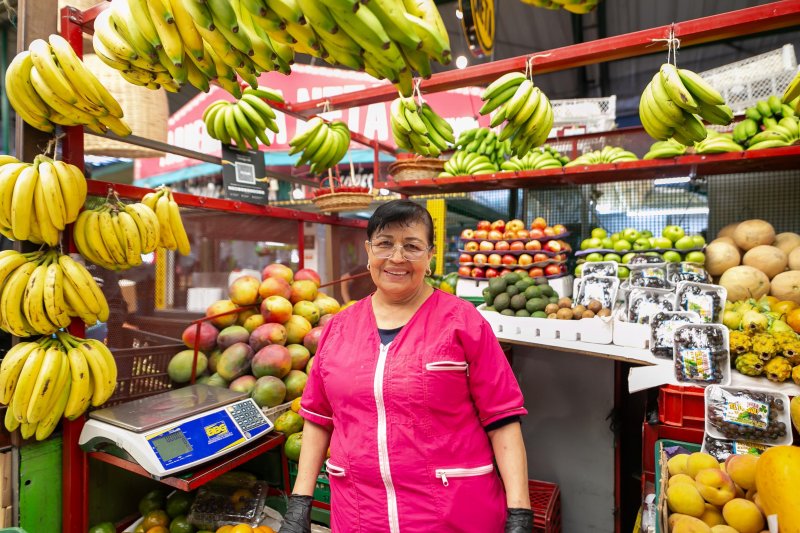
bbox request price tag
[221,144,268,204]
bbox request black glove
[278,495,313,533]
[505,507,534,533]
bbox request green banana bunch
[479,72,554,156]
[440,151,498,177]
[694,130,744,154]
[732,96,797,146]
[565,146,638,167]
[454,127,512,168]
[540,144,571,165]
[639,64,732,146]
[390,98,454,157]
[289,119,351,175]
[203,87,282,152]
[746,114,800,151]
[782,70,800,105]
[643,138,687,160]
[500,150,563,171]
[520,0,601,14]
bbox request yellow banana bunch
[0,249,110,337]
[142,186,191,256]
[565,146,639,166]
[288,119,351,175]
[390,97,454,157]
[5,35,129,134]
[203,87,283,151]
[521,0,600,15]
[0,332,117,439]
[0,155,87,246]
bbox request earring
[367,263,371,271]
[425,268,432,276]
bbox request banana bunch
[643,139,688,160]
[782,70,800,105]
[520,0,601,14]
[500,150,563,171]
[142,187,191,256]
[565,146,638,167]
[746,115,800,151]
[694,130,744,154]
[733,97,797,146]
[288,119,351,175]
[439,151,498,177]
[454,128,511,168]
[639,64,732,146]
[203,87,282,151]
[479,72,554,156]
[0,331,118,439]
[5,35,129,135]
[541,144,571,165]
[390,98,454,157]
[0,155,87,246]
[285,0,451,95]
[73,199,161,271]
[0,249,110,337]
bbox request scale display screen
[150,430,193,462]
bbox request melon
[705,242,741,276]
[754,446,800,532]
[742,245,787,279]
[770,271,800,304]
[790,248,800,271]
[719,266,770,302]
[709,236,736,247]
[733,219,775,251]
[717,223,739,240]
[773,232,800,256]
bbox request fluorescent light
[455,9,463,19]
[261,241,288,246]
[456,55,468,69]
[654,177,691,185]
[626,207,709,217]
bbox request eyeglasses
[368,240,432,261]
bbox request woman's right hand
[278,495,313,533]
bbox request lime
[139,489,167,516]
[166,491,194,518]
[285,432,303,461]
[169,515,197,533]
[88,523,115,533]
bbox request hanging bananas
[203,87,282,152]
[500,149,564,171]
[5,35,129,134]
[454,128,512,168]
[141,186,191,256]
[390,97,454,157]
[0,155,87,246]
[0,331,118,439]
[639,64,732,146]
[565,146,638,166]
[288,119,351,175]
[479,72,555,156]
[783,70,800,105]
[643,139,688,160]
[439,151,498,177]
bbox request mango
[262,263,293,284]
[754,445,800,532]
[667,483,706,517]
[229,275,261,306]
[167,350,208,384]
[251,376,286,408]
[293,301,320,326]
[229,375,257,395]
[250,323,288,352]
[285,315,312,345]
[686,452,721,478]
[283,370,308,401]
[287,344,311,371]
[206,299,238,328]
[181,322,218,352]
[725,454,759,491]
[295,268,321,286]
[206,373,228,388]
[217,325,250,350]
[216,342,254,381]
[252,345,292,379]
[722,498,764,533]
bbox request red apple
[544,240,562,253]
[545,264,562,276]
[506,219,525,232]
[470,267,485,278]
[479,240,494,252]
[529,228,545,240]
[488,230,503,240]
[499,269,513,277]
[514,268,527,275]
[530,267,544,278]
[473,253,488,265]
[476,220,491,231]
[533,253,549,263]
[518,254,533,266]
[553,224,567,235]
[458,266,472,276]
[515,229,530,239]
[525,240,542,251]
[495,240,510,251]
[531,217,547,230]
[501,254,516,265]
[485,268,499,278]
[490,220,506,233]
[558,240,572,252]
[460,229,475,239]
[543,227,556,237]
[474,229,488,240]
[503,230,517,240]
[459,253,472,264]
[488,253,502,266]
[554,253,567,261]
[465,241,479,252]
[510,241,525,251]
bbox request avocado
[525,297,548,313]
[515,278,534,291]
[488,277,507,297]
[493,293,510,312]
[515,309,531,317]
[549,295,558,304]
[540,284,555,297]
[482,287,493,305]
[502,272,521,284]
[510,294,527,311]
[524,285,543,299]
[500,309,515,316]
[505,285,520,297]
[532,311,548,318]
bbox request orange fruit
[774,300,799,316]
[788,308,800,333]
[290,397,302,413]
[142,510,170,531]
[145,528,169,533]
[230,525,254,533]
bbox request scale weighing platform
[79,384,274,478]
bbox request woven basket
[311,175,374,213]
[387,156,445,182]
[82,53,169,159]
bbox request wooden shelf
[380,145,800,194]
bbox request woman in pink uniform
[280,200,532,533]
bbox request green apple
[685,251,706,264]
[662,251,682,262]
[574,264,584,276]
[691,235,706,247]
[633,237,651,250]
[610,233,621,243]
[580,239,593,250]
[653,237,673,249]
[591,228,608,239]
[613,240,632,252]
[621,253,636,264]
[618,266,630,279]
[585,252,604,262]
[640,230,653,238]
[603,253,622,263]
[621,228,640,242]
[662,225,685,243]
[645,252,661,257]
[601,238,614,249]
[674,236,696,251]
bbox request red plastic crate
[529,479,561,533]
[657,384,705,428]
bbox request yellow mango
[754,445,800,532]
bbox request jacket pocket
[423,358,472,435]
[435,464,494,486]
[425,361,469,374]
[325,459,346,478]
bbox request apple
[633,237,652,250]
[459,253,472,264]
[529,229,545,241]
[488,230,503,240]
[531,217,547,230]
[641,230,653,238]
[621,228,640,242]
[530,267,544,278]
[470,267,485,278]
[652,237,673,249]
[503,230,517,240]
[662,225,685,243]
[458,266,472,277]
[479,241,494,251]
[574,264,583,276]
[518,254,533,266]
[525,240,542,251]
[545,264,562,276]
[499,269,513,277]
[685,251,706,264]
[501,254,516,265]
[474,229,488,240]
[515,229,530,239]
[465,241,479,252]
[674,236,696,251]
[495,240,510,251]
[490,220,506,232]
[485,268,499,278]
[506,219,525,232]
[662,250,682,262]
[544,241,562,253]
[558,241,572,252]
[476,220,491,231]
[610,232,621,242]
[488,253,503,266]
[460,229,475,239]
[533,253,549,263]
[618,266,630,279]
[510,241,525,251]
[552,224,567,235]
[601,238,614,249]
[603,253,622,263]
[554,253,567,261]
[586,252,604,262]
[591,228,607,239]
[513,268,527,275]
[621,253,636,264]
[691,235,706,247]
[583,238,602,250]
[613,240,632,252]
[543,227,556,237]
[473,253,488,265]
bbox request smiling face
[365,221,434,302]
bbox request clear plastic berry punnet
[704,385,792,447]
[672,324,731,386]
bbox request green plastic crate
[288,461,330,505]
[654,439,701,533]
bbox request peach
[695,468,737,506]
[722,498,764,533]
[725,454,759,491]
[745,487,757,502]
[698,504,725,527]
[262,263,293,283]
[290,280,318,304]
[259,276,292,300]
[261,295,293,324]
[229,275,261,306]
[668,454,690,477]
[668,513,693,531]
[667,483,707,517]
[672,516,711,533]
[206,299,239,328]
[669,474,696,487]
[709,527,740,533]
[687,452,721,478]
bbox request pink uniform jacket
[300,290,528,532]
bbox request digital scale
[79,384,274,478]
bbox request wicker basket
[311,176,374,213]
[387,156,445,182]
